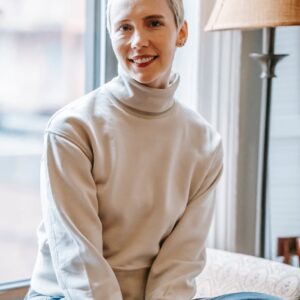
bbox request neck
[104,66,180,115]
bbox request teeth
[132,57,155,64]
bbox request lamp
[205,0,300,257]
[205,1,300,31]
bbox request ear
[176,20,188,47]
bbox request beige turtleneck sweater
[30,68,223,300]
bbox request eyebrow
[113,15,165,29]
[143,15,165,21]
[117,15,165,23]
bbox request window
[268,26,300,266]
[0,0,86,282]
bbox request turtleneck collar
[104,65,180,115]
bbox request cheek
[111,35,124,49]
[161,42,177,60]
[112,41,126,60]
[158,34,177,54]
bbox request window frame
[85,0,117,93]
[0,279,30,300]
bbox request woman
[25,0,281,299]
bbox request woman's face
[109,0,188,89]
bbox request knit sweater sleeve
[40,131,123,300]
[145,140,223,300]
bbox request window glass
[0,0,86,282]
[269,26,300,266]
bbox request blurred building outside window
[0,0,86,282]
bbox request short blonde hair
[106,0,185,33]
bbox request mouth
[128,55,158,67]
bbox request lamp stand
[250,27,288,257]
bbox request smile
[129,55,158,65]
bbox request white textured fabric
[196,249,300,300]
[30,68,223,300]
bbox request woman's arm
[40,132,123,299]
[145,142,223,300]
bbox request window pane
[0,0,86,282]
[269,26,300,266]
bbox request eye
[147,20,163,28]
[118,24,133,32]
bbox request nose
[131,29,149,49]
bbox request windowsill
[0,279,30,300]
[0,279,30,291]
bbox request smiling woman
[25,0,223,299]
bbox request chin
[134,76,156,86]
[132,73,168,89]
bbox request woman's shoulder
[45,86,111,135]
[43,86,115,155]
[176,101,222,151]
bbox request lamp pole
[250,28,288,257]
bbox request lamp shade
[205,0,300,31]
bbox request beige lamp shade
[205,0,300,31]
